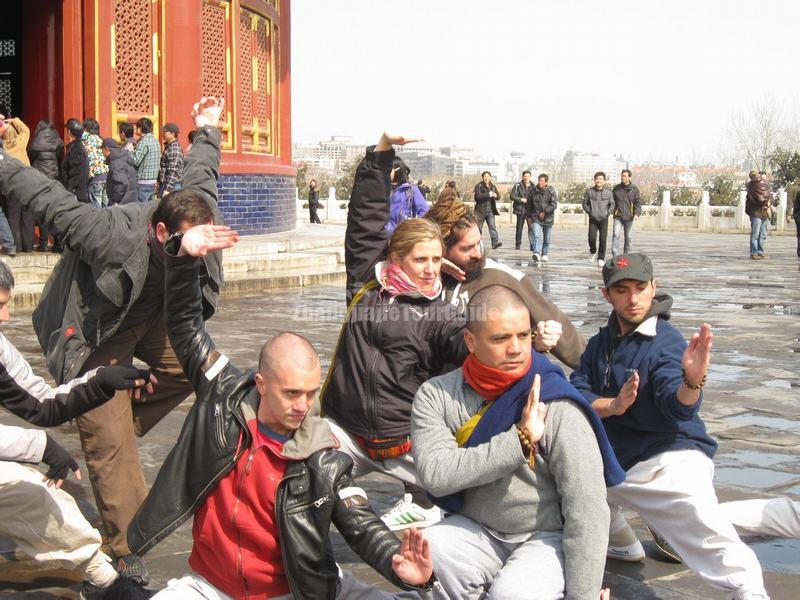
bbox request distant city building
[562,150,628,184]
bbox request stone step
[224,250,344,277]
[222,264,346,296]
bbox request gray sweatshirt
[412,368,609,600]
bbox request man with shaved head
[411,284,620,599]
[127,227,440,599]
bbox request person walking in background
[417,178,430,200]
[509,170,533,250]
[27,120,64,251]
[611,169,641,257]
[793,188,800,258]
[582,171,614,267]
[386,157,429,235]
[473,171,502,249]
[745,170,771,260]
[527,173,557,263]
[82,118,109,209]
[308,178,322,223]
[102,138,139,205]
[61,119,90,205]
[118,122,135,152]
[157,123,184,197]
[130,117,160,202]
[0,112,34,253]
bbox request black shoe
[492,242,503,249]
[81,576,155,599]
[116,553,150,586]
[514,245,521,250]
[35,245,49,252]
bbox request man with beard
[570,253,770,600]
[425,196,585,369]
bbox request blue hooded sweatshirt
[570,293,717,471]
[385,183,429,235]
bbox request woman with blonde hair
[322,133,468,531]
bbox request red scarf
[462,353,532,401]
[379,261,442,300]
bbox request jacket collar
[632,315,658,337]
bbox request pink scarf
[379,261,442,300]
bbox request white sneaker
[597,259,605,268]
[589,253,597,263]
[607,523,645,562]
[541,255,549,263]
[380,493,443,531]
[532,252,541,262]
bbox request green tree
[770,148,800,190]
[560,182,588,205]
[295,163,308,199]
[704,175,739,206]
[653,184,698,206]
[335,156,362,200]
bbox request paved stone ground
[1,226,799,598]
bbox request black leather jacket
[127,253,429,599]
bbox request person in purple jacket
[386,156,429,234]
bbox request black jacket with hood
[527,184,558,225]
[106,146,139,205]
[127,252,433,599]
[611,182,642,221]
[27,123,63,181]
[324,145,468,440]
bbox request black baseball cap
[162,122,180,135]
[602,253,653,288]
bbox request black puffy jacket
[60,139,89,203]
[106,147,139,205]
[27,124,63,181]
[527,184,558,225]
[322,146,468,440]
[127,254,431,599]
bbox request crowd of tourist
[0,102,799,600]
[0,103,187,257]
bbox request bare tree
[728,93,789,172]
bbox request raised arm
[163,224,239,391]
[182,97,224,207]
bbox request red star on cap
[64,326,75,337]
[616,257,629,268]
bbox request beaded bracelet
[681,368,707,390]
[516,426,537,471]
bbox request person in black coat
[102,138,139,205]
[28,120,64,251]
[61,118,89,204]
[308,178,322,223]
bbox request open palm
[682,323,713,385]
[391,528,433,586]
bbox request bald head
[466,285,530,333]
[258,332,320,376]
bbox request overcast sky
[291,0,798,163]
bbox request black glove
[42,434,79,481]
[94,366,151,395]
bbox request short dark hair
[136,117,153,134]
[118,122,134,139]
[188,129,196,144]
[594,171,606,180]
[0,260,14,292]
[391,156,410,187]
[538,173,549,182]
[150,189,215,233]
[481,171,492,178]
[466,285,529,334]
[522,170,531,177]
[83,118,100,135]
[66,118,84,138]
[621,169,632,177]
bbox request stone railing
[296,188,792,233]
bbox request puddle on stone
[714,467,799,489]
[723,413,800,432]
[786,485,800,497]
[716,450,797,469]
[726,351,762,365]
[763,379,799,389]
[750,539,800,575]
[708,363,748,382]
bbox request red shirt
[189,419,290,599]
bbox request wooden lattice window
[238,8,276,154]
[202,0,233,148]
[113,0,158,117]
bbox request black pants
[3,196,34,252]
[795,216,800,257]
[309,205,321,224]
[514,213,531,248]
[588,217,609,260]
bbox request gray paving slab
[1,227,799,599]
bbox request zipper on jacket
[213,403,226,449]
[275,469,304,599]
[232,449,257,599]
[366,307,385,438]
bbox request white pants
[424,514,566,599]
[0,461,117,587]
[326,418,421,485]
[607,450,769,600]
[153,569,428,599]
[721,498,800,539]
